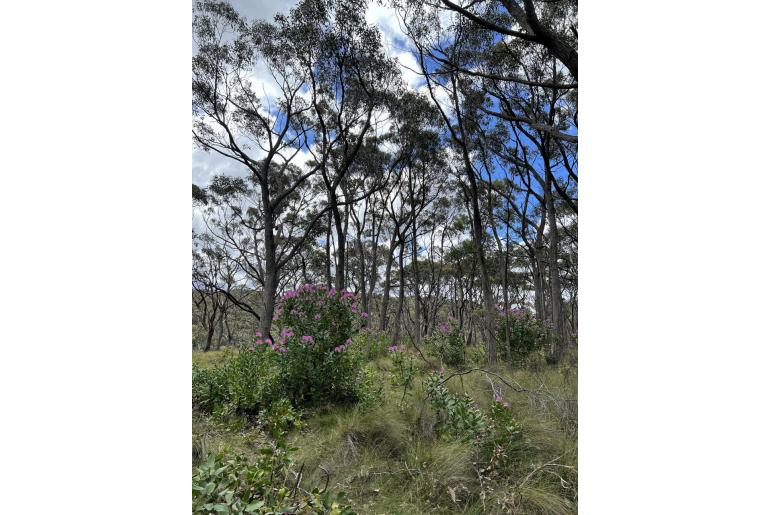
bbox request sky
[191,0,576,252]
[191,0,422,190]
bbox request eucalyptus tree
[193,165,326,336]
[192,233,233,351]
[397,15,500,362]
[192,1,329,336]
[400,0,577,81]
[283,0,400,291]
[192,0,399,335]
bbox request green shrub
[466,344,487,366]
[192,364,230,414]
[424,319,465,367]
[353,328,390,360]
[354,364,383,412]
[275,284,367,406]
[192,345,281,419]
[260,398,302,439]
[192,442,355,514]
[424,372,485,442]
[387,345,418,407]
[424,372,525,471]
[497,309,550,365]
[479,397,525,473]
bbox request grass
[192,348,231,369]
[191,349,577,514]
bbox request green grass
[192,348,231,369]
[192,350,577,514]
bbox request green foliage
[497,309,551,365]
[260,398,302,439]
[479,398,525,473]
[424,372,525,472]
[275,284,367,406]
[192,443,355,514]
[353,364,383,412]
[466,344,487,367]
[424,319,465,367]
[424,372,485,442]
[192,346,281,419]
[387,345,418,408]
[352,328,390,360]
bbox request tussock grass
[192,350,577,513]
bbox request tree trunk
[544,164,564,362]
[392,239,406,345]
[325,211,332,288]
[261,187,278,339]
[379,233,398,332]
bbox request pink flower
[314,314,321,320]
[255,331,263,338]
[345,338,353,345]
[361,312,369,318]
[302,335,313,344]
[278,347,286,353]
[256,338,263,345]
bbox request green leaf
[245,500,265,512]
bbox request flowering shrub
[424,318,465,367]
[275,284,368,406]
[496,308,550,365]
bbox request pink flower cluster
[333,338,354,353]
[438,322,451,333]
[494,394,510,408]
[388,344,406,353]
[252,330,287,353]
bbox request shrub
[387,345,418,407]
[496,308,550,365]
[260,398,302,439]
[275,284,367,406]
[479,396,524,473]
[466,344,487,367]
[424,371,485,442]
[192,345,281,419]
[192,442,355,514]
[353,328,390,360]
[424,319,465,367]
[354,364,383,412]
[192,364,229,414]
[424,372,525,471]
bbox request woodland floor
[192,350,577,514]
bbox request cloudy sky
[191,0,425,190]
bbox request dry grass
[191,350,578,513]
